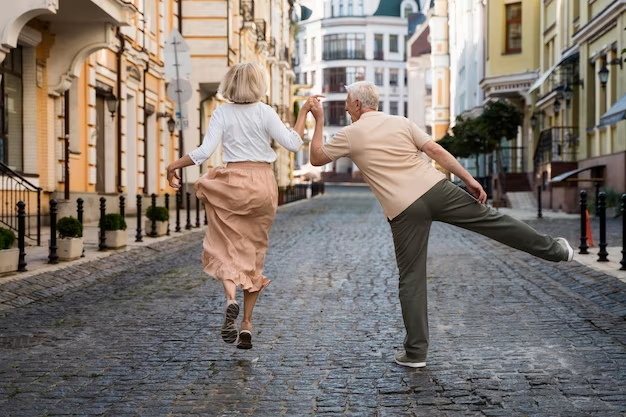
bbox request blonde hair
[219,63,268,103]
[345,81,379,110]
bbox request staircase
[0,161,41,246]
[505,172,532,192]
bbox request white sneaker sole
[557,237,574,262]
[394,358,426,368]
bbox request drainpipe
[144,60,150,194]
[64,90,70,200]
[178,0,185,189]
[116,28,125,193]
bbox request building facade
[295,0,418,178]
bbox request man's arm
[309,100,332,166]
[422,140,487,203]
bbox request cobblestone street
[1,186,625,416]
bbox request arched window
[400,0,417,18]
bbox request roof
[373,0,403,17]
[411,26,430,56]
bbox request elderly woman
[167,63,321,349]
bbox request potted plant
[56,216,83,261]
[0,227,18,274]
[104,213,127,249]
[145,206,168,237]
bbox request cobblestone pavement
[1,185,625,416]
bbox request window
[339,0,344,16]
[149,0,158,35]
[323,67,365,93]
[0,46,23,169]
[505,3,522,53]
[357,0,364,15]
[311,37,316,61]
[378,101,384,111]
[389,69,399,86]
[311,70,316,87]
[404,5,413,18]
[425,69,432,94]
[390,35,399,53]
[390,101,398,115]
[425,126,432,135]
[374,34,384,60]
[375,68,384,86]
[303,38,307,55]
[323,101,350,126]
[347,0,353,15]
[404,101,408,118]
[303,72,308,85]
[323,34,366,60]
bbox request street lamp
[553,99,561,114]
[530,114,537,129]
[167,117,176,134]
[563,84,573,104]
[106,93,119,120]
[598,64,609,88]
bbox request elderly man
[307,82,574,368]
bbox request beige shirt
[322,111,446,220]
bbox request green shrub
[104,213,127,231]
[146,206,168,222]
[0,227,16,250]
[57,217,83,239]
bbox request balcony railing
[255,19,266,42]
[0,161,41,246]
[240,0,254,23]
[374,51,384,60]
[533,126,579,174]
[322,50,366,61]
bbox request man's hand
[310,100,323,121]
[301,95,325,113]
[465,178,487,203]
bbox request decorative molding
[18,26,43,47]
[572,1,626,44]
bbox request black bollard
[165,193,170,236]
[597,192,608,262]
[16,201,27,271]
[537,185,542,219]
[119,195,125,218]
[150,193,157,237]
[136,195,143,242]
[176,190,182,232]
[195,196,200,228]
[579,190,589,254]
[594,182,601,217]
[77,198,85,258]
[620,194,626,271]
[99,197,107,251]
[48,199,58,264]
[186,192,192,230]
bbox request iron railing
[500,146,525,174]
[255,19,266,42]
[0,161,41,246]
[240,0,254,22]
[533,126,579,175]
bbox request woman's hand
[301,95,325,113]
[167,165,181,189]
[310,100,324,122]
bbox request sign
[164,29,192,130]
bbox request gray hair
[345,81,379,110]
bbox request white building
[294,0,419,178]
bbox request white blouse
[188,102,303,165]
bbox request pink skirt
[194,162,278,293]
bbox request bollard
[537,186,542,218]
[620,194,626,271]
[48,199,58,264]
[165,193,170,236]
[186,192,192,230]
[17,201,27,271]
[195,196,200,228]
[579,190,589,254]
[119,195,125,218]
[176,190,182,232]
[594,182,601,217]
[597,192,608,262]
[136,195,143,242]
[77,198,85,258]
[150,193,157,237]
[99,197,107,251]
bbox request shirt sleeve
[188,107,223,165]
[409,120,433,150]
[264,105,303,152]
[321,128,350,161]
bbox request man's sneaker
[221,301,239,343]
[394,351,426,368]
[556,237,574,262]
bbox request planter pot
[56,237,83,261]
[0,248,19,274]
[145,220,168,237]
[105,229,127,249]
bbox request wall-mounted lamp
[553,99,561,114]
[598,64,609,88]
[563,85,573,104]
[530,114,537,129]
[106,93,119,120]
[157,112,177,134]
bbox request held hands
[167,166,182,189]
[302,95,324,122]
[466,178,487,204]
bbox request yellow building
[529,0,625,213]
[480,0,541,202]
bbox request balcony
[322,50,366,61]
[240,0,254,23]
[374,51,384,60]
[533,126,579,175]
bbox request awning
[528,45,580,94]
[599,93,626,127]
[550,164,605,183]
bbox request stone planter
[145,220,168,237]
[105,229,127,249]
[56,237,83,261]
[0,248,19,274]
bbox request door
[96,94,106,193]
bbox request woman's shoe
[237,330,252,349]
[221,301,239,343]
